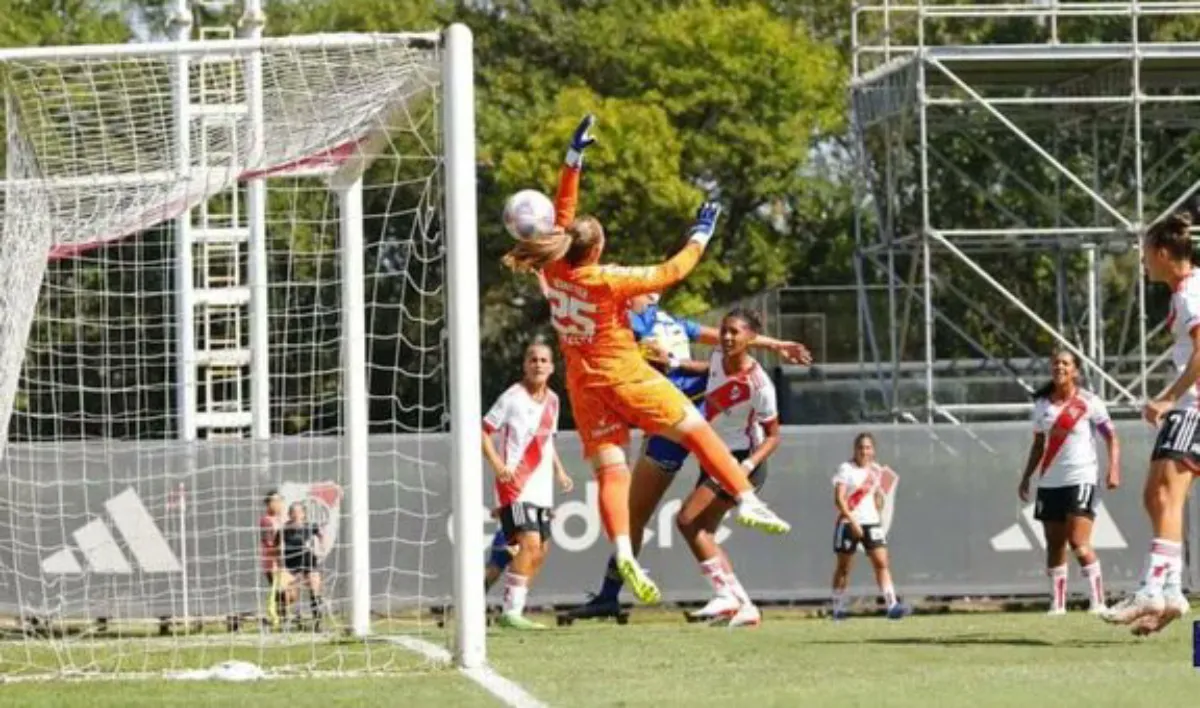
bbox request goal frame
[0,24,485,668]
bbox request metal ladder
[191,25,252,439]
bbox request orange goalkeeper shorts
[566,363,696,459]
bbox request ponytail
[502,229,572,273]
[500,216,607,273]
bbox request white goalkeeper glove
[688,200,722,247]
[565,114,596,168]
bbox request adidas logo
[41,487,181,575]
[989,502,1128,552]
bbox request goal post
[0,23,485,678]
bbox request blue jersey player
[561,293,812,622]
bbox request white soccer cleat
[1087,603,1108,616]
[1130,590,1192,636]
[1100,590,1164,625]
[726,603,762,628]
[735,499,791,535]
[688,594,740,621]
[1046,607,1067,617]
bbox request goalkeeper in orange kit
[501,115,791,604]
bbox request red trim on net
[45,136,368,263]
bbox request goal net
[0,29,479,679]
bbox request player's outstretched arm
[604,201,722,300]
[554,114,596,228]
[694,326,812,365]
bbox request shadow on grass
[807,633,1127,648]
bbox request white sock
[502,572,528,616]
[699,557,728,595]
[1080,562,1104,608]
[615,535,634,560]
[737,489,761,506]
[832,588,848,612]
[1047,565,1068,611]
[719,558,751,605]
[881,582,897,609]
[1164,554,1185,597]
[1139,539,1181,594]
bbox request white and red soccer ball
[503,189,556,240]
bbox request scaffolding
[849,0,1200,422]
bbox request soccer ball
[503,189,556,239]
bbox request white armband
[740,458,757,473]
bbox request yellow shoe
[616,556,661,605]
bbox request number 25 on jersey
[546,286,597,339]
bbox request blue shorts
[643,397,706,474]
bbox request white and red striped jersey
[832,462,885,526]
[1031,390,1110,488]
[1167,271,1200,411]
[703,350,778,452]
[483,383,560,508]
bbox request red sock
[680,426,751,497]
[596,464,631,541]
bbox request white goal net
[0,30,476,679]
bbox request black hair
[1031,349,1085,400]
[1145,210,1194,261]
[263,489,279,506]
[722,307,763,334]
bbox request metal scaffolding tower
[850,1,1200,422]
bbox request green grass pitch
[1,609,1196,707]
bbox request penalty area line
[384,636,548,708]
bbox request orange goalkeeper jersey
[538,166,702,386]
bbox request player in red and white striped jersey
[1018,350,1120,616]
[676,309,782,628]
[482,339,572,630]
[1105,212,1198,633]
[830,433,909,620]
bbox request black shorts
[695,449,767,502]
[1150,408,1200,472]
[499,502,552,543]
[284,553,318,575]
[1034,484,1097,522]
[833,521,887,554]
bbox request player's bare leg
[866,547,909,619]
[657,410,789,535]
[592,445,661,605]
[1065,515,1106,613]
[497,530,548,630]
[831,552,855,620]
[1043,521,1070,615]
[1103,460,1190,626]
[677,485,759,627]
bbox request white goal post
[0,21,486,678]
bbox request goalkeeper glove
[688,200,722,247]
[565,114,597,168]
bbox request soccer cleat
[886,602,913,620]
[615,556,662,605]
[1130,591,1191,636]
[830,607,850,621]
[1046,608,1067,617]
[564,594,624,621]
[1100,590,1164,625]
[496,612,547,630]
[735,499,791,535]
[688,595,741,622]
[726,603,761,628]
[1087,604,1108,616]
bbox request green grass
[1,610,1197,707]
